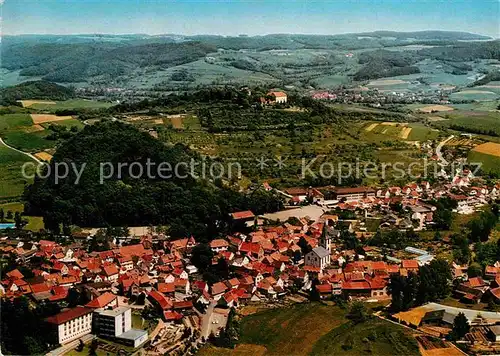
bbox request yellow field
[18,100,56,108]
[400,127,412,139]
[418,105,454,113]
[365,123,378,131]
[381,122,398,126]
[473,142,500,157]
[154,119,164,124]
[30,114,73,124]
[34,152,53,161]
[24,124,45,132]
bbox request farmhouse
[267,91,287,104]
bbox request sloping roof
[148,290,172,310]
[45,307,93,325]
[85,292,117,308]
[6,269,25,280]
[231,211,255,220]
[310,246,330,259]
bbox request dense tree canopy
[24,121,282,241]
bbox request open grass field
[28,99,114,111]
[42,118,84,129]
[0,114,33,131]
[450,90,499,102]
[0,202,24,213]
[238,303,346,355]
[417,105,454,113]
[468,150,500,174]
[30,114,73,124]
[3,130,54,152]
[18,100,56,108]
[311,318,420,356]
[0,141,35,201]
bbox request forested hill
[1,41,216,83]
[24,121,282,240]
[0,81,75,105]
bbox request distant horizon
[2,29,496,39]
[3,0,499,38]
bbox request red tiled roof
[211,282,228,295]
[210,239,229,248]
[119,244,146,257]
[239,242,262,255]
[103,264,119,277]
[6,269,24,279]
[231,211,255,220]
[401,260,419,269]
[85,292,117,308]
[148,290,172,310]
[164,311,183,321]
[173,300,193,309]
[45,307,92,325]
[467,277,485,288]
[316,284,332,293]
[342,281,371,290]
[158,283,175,294]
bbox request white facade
[53,310,93,344]
[93,306,132,338]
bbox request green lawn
[408,123,440,141]
[311,318,420,356]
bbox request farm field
[238,303,347,355]
[468,150,500,174]
[42,118,84,130]
[18,100,56,107]
[31,114,73,124]
[26,99,114,111]
[472,142,500,157]
[430,110,500,137]
[3,130,54,151]
[0,140,36,201]
[311,318,420,356]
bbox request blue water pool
[0,223,15,229]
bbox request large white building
[45,307,93,344]
[93,306,148,348]
[305,228,331,272]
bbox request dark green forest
[0,80,75,105]
[24,121,283,240]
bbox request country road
[0,137,41,164]
[435,135,455,166]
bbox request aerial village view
[0,0,500,355]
